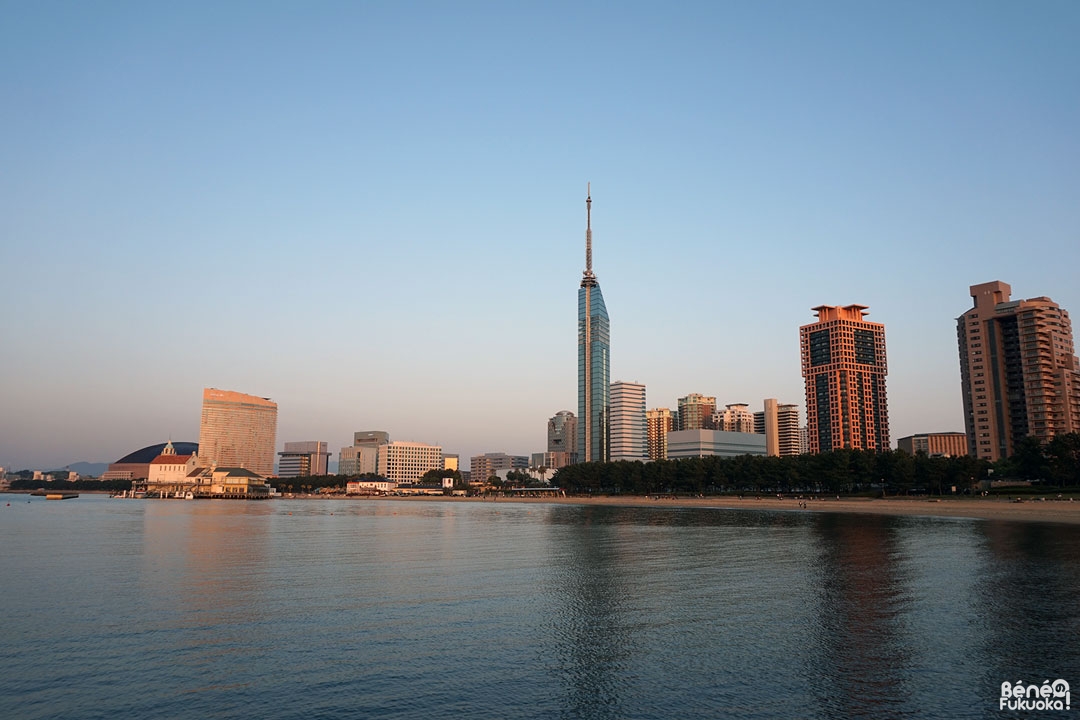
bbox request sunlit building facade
[197,388,278,476]
[754,399,802,457]
[646,408,675,460]
[677,393,716,431]
[610,381,647,461]
[958,281,1080,460]
[713,403,754,433]
[800,305,889,453]
[897,432,968,457]
[378,442,443,484]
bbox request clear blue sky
[2,1,1078,471]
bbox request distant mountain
[51,461,109,477]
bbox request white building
[666,430,767,459]
[610,381,647,461]
[377,441,443,484]
[147,444,199,490]
[347,480,396,494]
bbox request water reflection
[804,514,913,718]
[976,521,1080,689]
[5,497,1080,720]
[546,506,635,720]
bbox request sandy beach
[379,493,1080,525]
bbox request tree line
[550,434,1080,496]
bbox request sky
[2,1,1079,472]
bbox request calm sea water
[1,495,1078,719]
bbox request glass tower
[577,186,610,462]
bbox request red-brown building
[800,305,889,453]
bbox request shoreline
[366,493,1080,525]
[9,489,1079,525]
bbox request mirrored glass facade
[578,281,610,462]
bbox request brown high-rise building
[677,393,716,431]
[646,407,675,460]
[198,388,278,476]
[800,305,889,453]
[958,281,1080,461]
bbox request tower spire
[582,183,596,286]
[586,183,592,274]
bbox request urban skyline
[2,3,1078,471]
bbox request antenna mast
[583,182,595,282]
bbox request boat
[31,489,79,499]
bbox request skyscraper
[800,305,889,453]
[958,281,1080,461]
[577,185,610,462]
[610,381,647,461]
[646,408,675,460]
[197,388,278,476]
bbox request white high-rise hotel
[198,388,278,476]
[609,381,647,461]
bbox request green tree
[1010,436,1049,480]
[1047,433,1080,487]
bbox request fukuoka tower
[577,184,610,462]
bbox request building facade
[471,453,529,482]
[338,445,378,476]
[646,408,675,460]
[146,441,199,494]
[547,411,578,463]
[897,433,968,457]
[800,305,889,453]
[666,430,768,459]
[958,281,1080,460]
[338,431,391,476]
[754,399,802,457]
[713,403,754,433]
[677,393,717,431]
[278,441,330,478]
[377,442,443,484]
[776,403,801,457]
[609,381,647,461]
[578,186,611,462]
[197,388,278,476]
[530,451,574,472]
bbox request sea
[1,495,1078,719]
